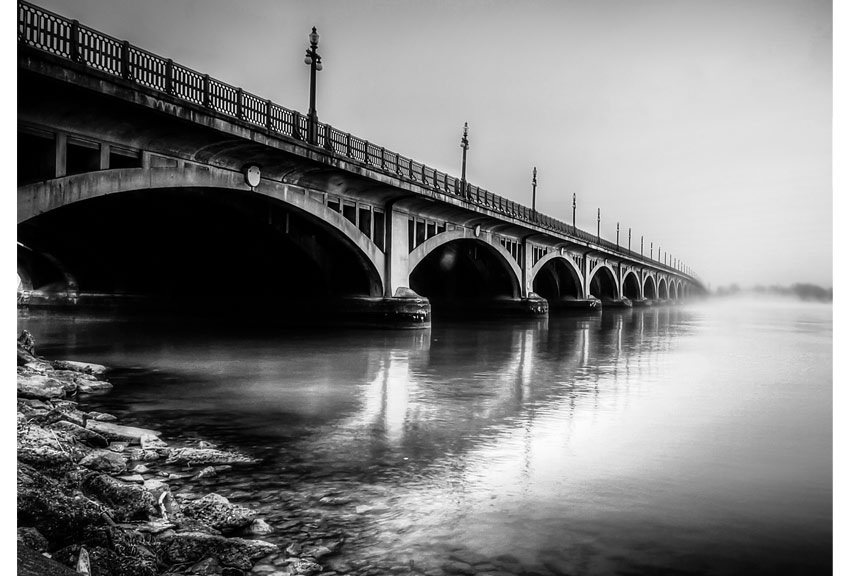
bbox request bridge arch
[18,166,386,297]
[658,277,669,300]
[530,253,585,300]
[408,229,522,300]
[587,262,620,301]
[642,274,657,300]
[621,270,641,301]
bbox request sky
[21,0,835,290]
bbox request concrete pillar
[99,143,110,170]
[520,240,533,298]
[385,208,410,297]
[55,133,67,178]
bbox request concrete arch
[408,228,523,298]
[658,277,669,299]
[530,253,586,299]
[642,274,657,300]
[621,270,642,300]
[587,261,620,300]
[17,165,386,294]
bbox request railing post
[346,133,352,157]
[203,74,210,108]
[324,125,334,152]
[165,59,174,95]
[266,99,273,132]
[70,20,82,63]
[121,41,131,80]
[364,141,371,165]
[236,88,244,120]
[380,147,386,170]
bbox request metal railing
[17,0,697,282]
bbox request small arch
[658,277,669,300]
[530,253,585,300]
[588,263,619,301]
[621,270,641,301]
[643,274,657,300]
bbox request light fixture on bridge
[460,122,469,197]
[304,26,323,145]
[244,164,261,188]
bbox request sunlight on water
[19,298,832,575]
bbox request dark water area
[18,299,832,575]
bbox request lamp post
[616,222,619,248]
[304,26,323,145]
[572,193,576,232]
[460,122,469,195]
[532,167,538,212]
[628,227,631,252]
[597,208,601,243]
[651,242,653,260]
[641,235,644,256]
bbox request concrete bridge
[17,1,704,327]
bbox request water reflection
[19,303,832,576]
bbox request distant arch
[643,274,657,300]
[530,253,585,300]
[588,262,619,301]
[658,277,669,300]
[621,270,641,301]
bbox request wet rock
[50,401,89,427]
[245,519,273,535]
[88,411,118,422]
[194,466,218,480]
[17,373,66,400]
[318,495,355,506]
[82,473,157,522]
[144,479,180,519]
[79,449,128,473]
[77,379,115,394]
[17,420,78,466]
[133,519,176,535]
[182,493,256,532]
[17,463,108,545]
[285,542,303,556]
[165,447,256,466]
[132,464,151,474]
[160,532,277,570]
[86,421,161,444]
[17,526,49,552]
[118,474,146,484]
[189,556,224,575]
[49,420,109,448]
[303,545,333,559]
[140,433,168,450]
[288,559,323,575]
[108,441,130,453]
[51,359,108,376]
[23,361,52,373]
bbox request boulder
[23,361,53,373]
[77,379,114,394]
[49,401,88,427]
[140,433,168,450]
[245,519,273,535]
[17,420,79,466]
[79,449,128,473]
[82,473,157,522]
[48,420,109,449]
[17,373,66,400]
[182,493,256,532]
[17,526,49,552]
[51,359,108,376]
[86,421,160,444]
[165,447,256,466]
[289,559,323,575]
[143,479,180,518]
[159,532,277,570]
[88,411,118,422]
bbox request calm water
[18,299,832,575]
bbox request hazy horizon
[26,0,834,289]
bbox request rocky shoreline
[16,333,327,576]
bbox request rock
[198,440,218,449]
[82,473,157,522]
[245,519,273,535]
[144,479,179,519]
[49,401,88,427]
[87,411,118,422]
[131,464,151,474]
[51,359,108,376]
[23,361,52,374]
[160,532,277,570]
[79,449,128,473]
[318,495,354,506]
[18,345,40,366]
[303,545,333,560]
[133,519,176,534]
[165,447,256,466]
[17,421,79,466]
[118,474,145,484]
[189,556,224,575]
[289,559,323,575]
[194,466,218,480]
[17,526,49,552]
[140,433,168,449]
[182,493,256,532]
[86,421,161,444]
[17,463,108,544]
[48,420,109,448]
[76,379,114,393]
[108,441,130,453]
[17,373,66,400]
[285,542,302,556]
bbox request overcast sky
[30,0,834,289]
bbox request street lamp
[572,193,576,232]
[597,208,601,243]
[460,122,469,195]
[532,167,538,212]
[304,26,323,145]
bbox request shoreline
[16,336,328,576]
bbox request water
[18,299,832,575]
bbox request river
[18,298,832,575]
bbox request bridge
[17,1,704,327]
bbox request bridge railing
[17,0,696,282]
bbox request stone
[51,359,108,375]
[189,556,224,575]
[285,542,302,556]
[17,373,66,400]
[108,441,130,452]
[76,379,114,393]
[17,421,78,466]
[86,421,161,444]
[131,464,151,474]
[48,420,109,448]
[79,449,128,473]
[81,473,157,522]
[87,411,118,422]
[246,519,273,535]
[143,479,180,518]
[194,466,218,479]
[17,526,49,552]
[160,532,277,570]
[118,474,145,484]
[319,495,355,506]
[23,361,52,374]
[140,433,168,449]
[49,401,88,427]
[289,559,323,575]
[165,447,256,466]
[182,493,256,532]
[303,545,333,559]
